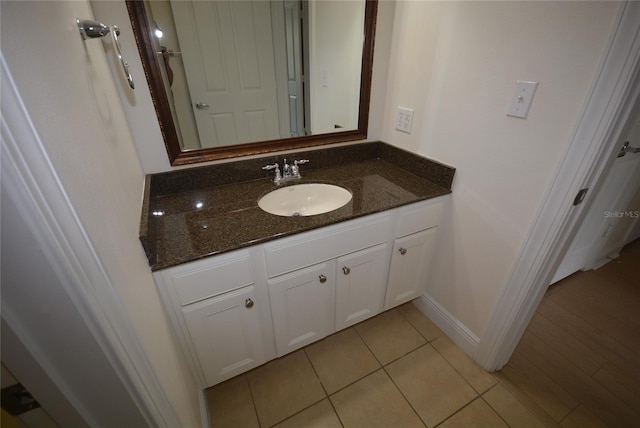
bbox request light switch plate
[396,107,414,133]
[507,81,538,119]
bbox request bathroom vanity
[140,142,454,387]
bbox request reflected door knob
[195,102,210,110]
[399,248,407,255]
[245,298,254,308]
[319,274,327,283]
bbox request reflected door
[172,1,283,147]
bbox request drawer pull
[399,248,407,255]
[245,298,254,308]
[342,266,351,275]
[319,274,327,283]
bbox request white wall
[379,1,620,338]
[1,1,200,426]
[95,0,174,172]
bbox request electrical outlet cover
[396,107,414,133]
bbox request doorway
[552,108,640,284]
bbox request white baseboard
[412,294,479,358]
[591,256,613,270]
[199,388,210,428]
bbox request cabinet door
[335,243,389,330]
[385,228,438,310]
[182,286,265,386]
[269,261,335,356]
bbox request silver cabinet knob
[245,298,254,308]
[399,248,407,255]
[319,274,327,283]
[195,102,210,110]
[342,266,351,275]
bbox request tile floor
[205,303,544,427]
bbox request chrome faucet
[262,159,309,184]
[282,159,292,178]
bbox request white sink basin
[258,183,352,217]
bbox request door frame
[475,1,640,370]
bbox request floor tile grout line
[379,360,428,427]
[427,335,498,396]
[492,372,562,427]
[260,349,330,428]
[481,381,550,427]
[397,304,444,344]
[303,327,381,396]
[352,320,386,367]
[302,347,330,398]
[324,394,346,428]
[241,373,263,428]
[478,394,513,428]
[353,312,429,367]
[431,396,485,428]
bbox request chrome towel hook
[77,18,135,90]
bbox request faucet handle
[262,163,281,183]
[291,159,309,178]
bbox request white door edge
[474,1,640,371]
[1,55,182,427]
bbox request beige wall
[1,1,200,425]
[377,1,620,338]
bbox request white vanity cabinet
[264,212,393,356]
[268,242,391,356]
[384,199,444,309]
[153,196,446,387]
[268,261,336,356]
[335,243,390,330]
[153,249,274,387]
[181,286,265,386]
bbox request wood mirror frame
[126,0,378,166]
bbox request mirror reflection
[142,0,366,150]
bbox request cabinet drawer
[160,251,253,306]
[395,197,445,237]
[265,213,392,278]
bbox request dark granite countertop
[141,142,455,271]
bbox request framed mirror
[126,0,378,166]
